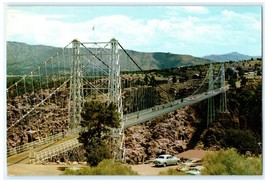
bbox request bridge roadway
[7,88,223,164]
[123,88,223,128]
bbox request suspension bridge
[6,38,227,164]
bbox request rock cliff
[124,106,199,164]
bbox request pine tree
[78,101,120,166]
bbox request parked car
[153,154,180,167]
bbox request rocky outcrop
[124,106,199,164]
[6,87,69,148]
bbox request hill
[203,52,260,62]
[6,41,210,75]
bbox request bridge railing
[29,138,82,164]
[7,127,81,157]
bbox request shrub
[201,148,262,175]
[158,168,186,175]
[222,129,259,154]
[84,140,112,167]
[63,159,138,175]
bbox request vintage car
[153,154,180,167]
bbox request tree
[236,66,244,77]
[144,74,149,85]
[222,129,259,154]
[240,76,248,87]
[149,75,157,86]
[78,101,120,166]
[172,76,177,84]
[229,78,237,89]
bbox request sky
[5,5,263,57]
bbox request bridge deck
[7,89,223,163]
[124,88,222,128]
[7,135,78,165]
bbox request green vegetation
[201,148,262,175]
[158,168,186,175]
[222,129,259,154]
[192,59,262,154]
[7,76,68,99]
[63,159,138,175]
[227,81,262,140]
[78,101,120,166]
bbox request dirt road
[6,150,212,176]
[130,150,212,175]
[7,164,67,176]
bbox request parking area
[130,150,214,175]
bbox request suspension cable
[80,42,109,68]
[191,69,209,96]
[118,42,170,95]
[7,46,109,131]
[7,41,73,91]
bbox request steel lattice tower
[219,64,227,112]
[108,38,123,118]
[108,38,124,161]
[207,63,215,128]
[68,39,82,129]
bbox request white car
[153,154,180,167]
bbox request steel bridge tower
[108,38,125,161]
[219,64,227,112]
[108,38,123,118]
[207,63,215,128]
[68,39,82,129]
[67,38,124,161]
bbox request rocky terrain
[6,86,69,148]
[124,106,200,164]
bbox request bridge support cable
[7,39,118,158]
[69,39,127,162]
[7,41,73,92]
[7,39,120,157]
[7,40,73,134]
[117,42,171,101]
[207,64,215,128]
[191,69,209,96]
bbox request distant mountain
[6,41,211,75]
[7,41,62,75]
[203,52,260,62]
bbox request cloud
[6,9,156,49]
[182,6,209,14]
[6,7,261,56]
[166,6,209,14]
[6,9,75,46]
[221,9,261,30]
